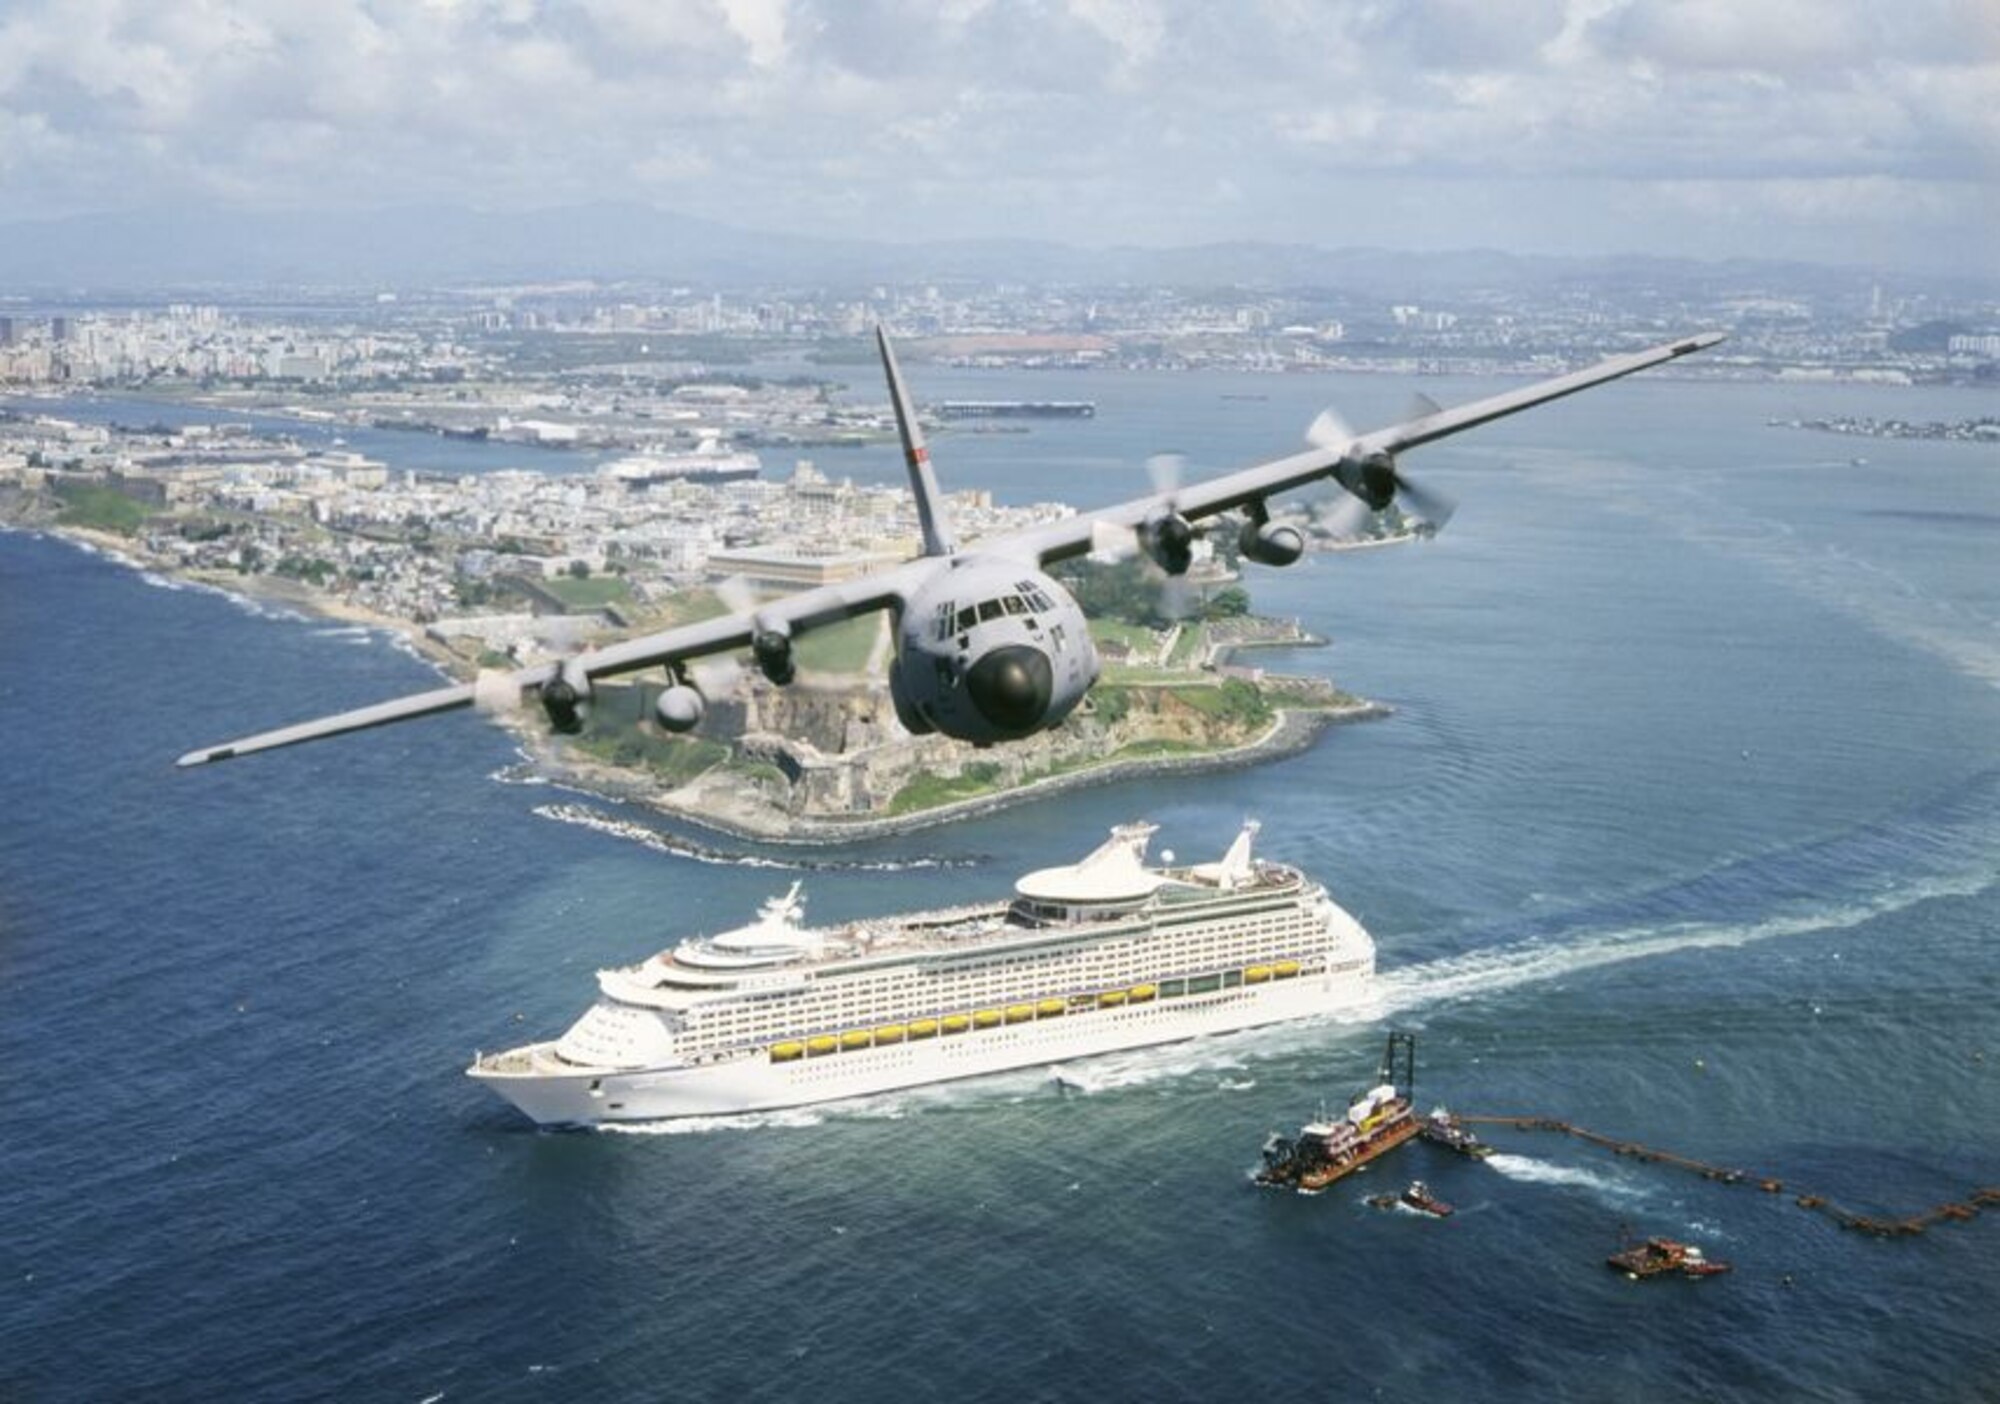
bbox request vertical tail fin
[877,325,956,558]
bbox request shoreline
[18,520,1384,842]
[523,699,1390,847]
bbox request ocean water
[4,367,1998,1402]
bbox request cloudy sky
[2,0,1995,274]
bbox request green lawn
[541,575,635,610]
[794,614,884,675]
[1087,617,1163,658]
[887,762,1004,814]
[54,483,146,535]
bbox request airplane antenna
[876,326,956,557]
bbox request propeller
[713,572,759,617]
[651,576,762,733]
[685,574,756,699]
[1308,408,1457,533]
[1083,451,1204,621]
[1089,516,1140,565]
[471,612,609,732]
[1087,453,1191,567]
[1318,492,1379,545]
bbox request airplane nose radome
[965,645,1053,734]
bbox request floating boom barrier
[1454,1115,2000,1239]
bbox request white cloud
[0,0,1990,273]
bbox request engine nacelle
[540,658,592,734]
[1141,509,1195,576]
[1335,451,1400,511]
[752,620,795,686]
[1239,520,1305,567]
[654,684,705,733]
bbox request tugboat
[1369,1180,1455,1217]
[1419,1108,1493,1159]
[1606,1236,1732,1280]
[1258,1033,1421,1192]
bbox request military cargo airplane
[175,326,1723,768]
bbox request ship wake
[1374,769,2000,1021]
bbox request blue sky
[2,0,1994,273]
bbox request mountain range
[0,203,1983,300]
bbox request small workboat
[1368,1180,1454,1217]
[1607,1236,1731,1279]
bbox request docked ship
[598,436,761,489]
[469,821,1374,1125]
[934,400,1096,420]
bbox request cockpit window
[1002,595,1026,616]
[934,602,955,641]
[956,606,977,632]
[977,599,1004,623]
[1012,580,1056,614]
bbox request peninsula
[1,407,1390,839]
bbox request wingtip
[1675,331,1728,354]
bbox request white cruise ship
[598,436,761,488]
[468,821,1375,1125]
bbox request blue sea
[4,365,1998,1401]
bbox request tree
[1206,585,1251,619]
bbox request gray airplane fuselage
[890,555,1100,744]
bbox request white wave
[385,632,434,666]
[131,565,309,623]
[1485,1153,1643,1202]
[598,1105,830,1136]
[528,801,975,873]
[1034,1041,1258,1098]
[1372,864,1995,1020]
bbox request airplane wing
[176,330,1721,768]
[993,332,1726,567]
[174,565,926,767]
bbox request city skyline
[0,0,1994,279]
